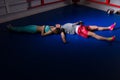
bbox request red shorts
[76,25,90,38]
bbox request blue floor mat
[0,5,120,80]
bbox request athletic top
[61,23,77,34]
[44,25,51,33]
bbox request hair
[54,28,65,34]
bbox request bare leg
[88,22,116,31]
[88,31,115,41]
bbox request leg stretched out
[7,24,38,33]
[88,22,116,31]
[75,23,116,41]
[88,31,115,41]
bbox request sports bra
[44,25,51,33]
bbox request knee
[88,32,102,40]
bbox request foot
[109,22,116,30]
[108,36,115,41]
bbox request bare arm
[73,22,80,25]
[60,32,66,43]
[73,21,83,25]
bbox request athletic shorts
[76,25,90,38]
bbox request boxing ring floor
[0,5,120,80]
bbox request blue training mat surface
[0,5,120,80]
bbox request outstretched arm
[60,32,66,43]
[73,21,84,25]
